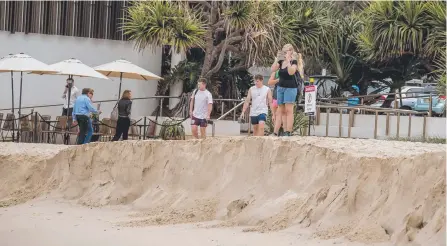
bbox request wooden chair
[145,120,158,139]
[99,118,113,141]
[19,114,32,142]
[0,113,3,140]
[128,119,140,140]
[37,115,51,143]
[1,113,17,142]
[40,116,67,144]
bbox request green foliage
[279,1,335,56]
[163,60,202,94]
[437,74,446,96]
[388,136,446,144]
[125,0,446,104]
[122,1,206,53]
[159,119,186,140]
[357,1,429,61]
[264,106,309,136]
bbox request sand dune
[0,137,445,246]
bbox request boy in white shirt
[241,74,273,136]
[189,78,213,139]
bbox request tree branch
[213,20,226,28]
[210,36,243,59]
[198,1,211,9]
[206,40,229,77]
[227,45,240,54]
[215,27,225,34]
[229,63,248,73]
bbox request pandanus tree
[424,1,446,95]
[123,1,287,111]
[123,1,206,109]
[356,1,435,107]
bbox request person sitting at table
[112,90,133,141]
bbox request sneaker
[269,133,278,137]
[283,131,291,137]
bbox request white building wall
[0,31,162,120]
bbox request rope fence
[0,110,210,145]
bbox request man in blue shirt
[72,88,100,145]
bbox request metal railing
[212,99,246,137]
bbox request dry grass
[387,136,446,144]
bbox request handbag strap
[113,100,119,109]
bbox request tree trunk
[200,29,215,79]
[168,50,186,109]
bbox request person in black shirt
[270,44,304,136]
[111,90,133,141]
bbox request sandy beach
[0,137,445,246]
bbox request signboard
[304,85,316,116]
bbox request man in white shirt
[189,78,213,139]
[241,74,273,136]
[62,78,80,116]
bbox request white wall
[147,117,240,137]
[0,31,162,121]
[313,113,446,139]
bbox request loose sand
[0,137,445,246]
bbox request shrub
[159,119,186,140]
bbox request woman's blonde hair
[282,44,294,52]
[121,90,132,99]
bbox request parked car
[370,86,436,109]
[413,95,446,117]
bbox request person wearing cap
[348,85,360,106]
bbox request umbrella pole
[18,71,23,143]
[10,71,15,142]
[66,75,73,145]
[118,72,123,100]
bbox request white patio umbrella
[30,58,109,144]
[31,58,109,116]
[0,53,59,142]
[94,59,162,99]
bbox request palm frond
[358,1,429,61]
[424,1,446,59]
[279,1,336,56]
[122,1,206,53]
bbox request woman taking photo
[267,70,286,130]
[270,44,304,136]
[112,90,132,141]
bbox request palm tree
[356,1,434,107]
[123,1,206,53]
[122,1,206,109]
[319,13,362,93]
[357,1,429,62]
[425,1,446,94]
[279,1,335,56]
[124,1,288,111]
